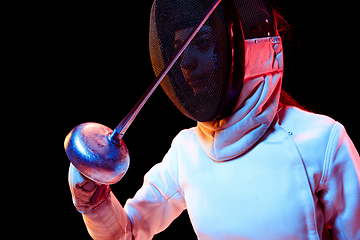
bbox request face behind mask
[149,0,275,122]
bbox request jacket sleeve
[318,122,360,240]
[123,147,186,239]
[82,145,186,240]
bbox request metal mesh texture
[149,0,274,122]
[234,0,274,39]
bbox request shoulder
[276,106,351,193]
[277,105,356,164]
[172,127,199,146]
[168,126,208,162]
[278,105,336,126]
[277,105,345,164]
[278,105,339,138]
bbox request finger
[83,182,96,191]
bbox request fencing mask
[149,0,275,122]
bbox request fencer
[68,0,360,239]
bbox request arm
[318,123,360,239]
[124,151,186,239]
[68,145,186,240]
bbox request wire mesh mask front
[150,0,232,122]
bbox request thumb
[68,163,98,191]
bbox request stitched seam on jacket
[320,122,347,239]
[319,122,339,190]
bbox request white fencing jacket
[79,37,360,239]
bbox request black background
[16,0,358,239]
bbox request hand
[68,163,111,213]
